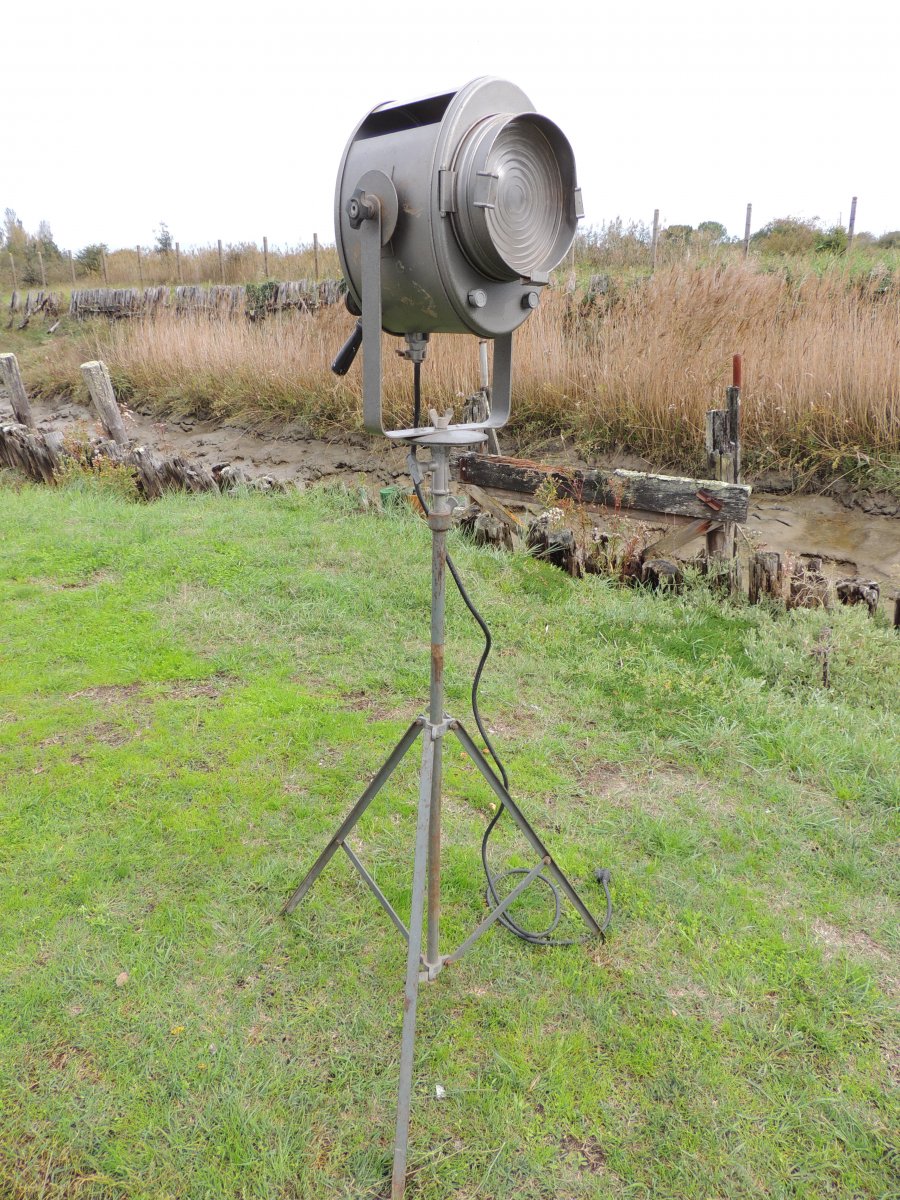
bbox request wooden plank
[460,482,523,531]
[456,454,751,523]
[0,353,35,427]
[644,517,716,558]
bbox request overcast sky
[4,0,897,252]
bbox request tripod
[281,432,605,1199]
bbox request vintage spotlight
[284,80,609,1200]
[330,76,583,436]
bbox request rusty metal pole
[424,447,450,970]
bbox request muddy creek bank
[4,392,898,596]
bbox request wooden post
[743,203,752,258]
[101,248,109,285]
[37,245,47,288]
[8,251,17,291]
[175,241,183,283]
[218,239,225,283]
[80,360,130,446]
[749,552,784,604]
[0,353,36,427]
[836,578,879,617]
[263,235,269,278]
[704,410,730,558]
[650,209,660,270]
[313,232,319,281]
[136,245,144,288]
[847,196,857,251]
[68,250,77,287]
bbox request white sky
[4,0,898,251]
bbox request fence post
[69,250,77,286]
[175,241,183,283]
[650,209,659,270]
[0,353,36,427]
[8,251,17,291]
[263,235,269,278]
[136,245,143,288]
[80,360,130,446]
[847,196,857,251]
[743,203,752,258]
[313,232,320,281]
[218,239,225,283]
[37,245,47,288]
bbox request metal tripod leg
[281,719,424,916]
[391,732,435,1198]
[452,720,603,939]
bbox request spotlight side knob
[467,289,487,308]
[522,290,540,310]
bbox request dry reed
[21,260,900,479]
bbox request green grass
[0,479,897,1199]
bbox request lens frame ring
[451,112,577,283]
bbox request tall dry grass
[21,260,899,479]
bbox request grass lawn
[0,477,897,1199]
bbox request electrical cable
[410,361,612,943]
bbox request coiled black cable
[410,362,611,944]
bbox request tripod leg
[452,721,603,938]
[281,720,423,916]
[391,733,435,1199]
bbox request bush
[76,243,109,275]
[751,216,821,256]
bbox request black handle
[331,319,363,376]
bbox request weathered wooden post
[650,208,660,270]
[263,235,269,278]
[847,196,857,251]
[743,203,752,258]
[80,360,130,446]
[0,353,36,427]
[836,577,879,616]
[37,245,47,288]
[749,551,784,604]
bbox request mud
[3,392,897,594]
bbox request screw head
[467,289,487,308]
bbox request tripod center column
[425,444,452,971]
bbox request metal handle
[331,319,363,376]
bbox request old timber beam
[456,455,752,524]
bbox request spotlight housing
[333,77,583,436]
